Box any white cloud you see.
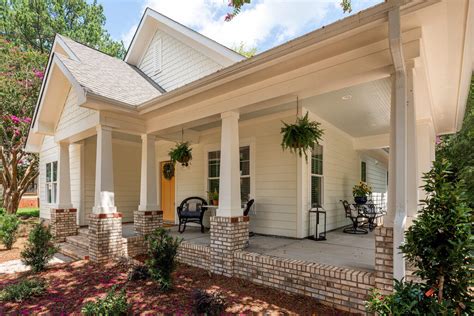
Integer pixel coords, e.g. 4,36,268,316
122,0,378,52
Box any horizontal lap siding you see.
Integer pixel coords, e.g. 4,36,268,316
56,89,95,133
139,30,223,91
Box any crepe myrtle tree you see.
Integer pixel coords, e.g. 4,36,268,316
0,38,47,214
225,0,353,21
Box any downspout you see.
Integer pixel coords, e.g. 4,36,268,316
388,4,407,281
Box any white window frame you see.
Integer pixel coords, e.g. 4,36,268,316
45,161,58,204
309,144,324,208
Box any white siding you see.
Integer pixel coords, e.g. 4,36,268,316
56,89,95,133
362,155,388,209
139,29,222,91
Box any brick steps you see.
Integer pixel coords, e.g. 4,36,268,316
78,227,89,237
66,235,88,249
59,242,89,260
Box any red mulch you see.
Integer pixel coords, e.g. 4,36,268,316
0,260,356,315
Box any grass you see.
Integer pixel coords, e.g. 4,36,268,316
0,208,40,218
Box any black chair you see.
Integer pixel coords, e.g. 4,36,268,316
177,197,208,233
243,199,255,216
340,200,368,234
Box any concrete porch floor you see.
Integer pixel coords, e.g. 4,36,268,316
122,223,375,272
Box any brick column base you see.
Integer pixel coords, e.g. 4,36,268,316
50,208,77,242
134,210,163,235
89,213,123,263
375,226,394,294
210,216,249,277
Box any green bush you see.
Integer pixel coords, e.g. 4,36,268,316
127,264,150,281
0,278,46,302
0,213,20,249
81,286,129,316
16,208,40,218
21,222,58,273
146,227,182,291
192,288,227,316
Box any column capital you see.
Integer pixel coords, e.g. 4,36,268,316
96,124,114,132
141,134,156,141
221,111,239,120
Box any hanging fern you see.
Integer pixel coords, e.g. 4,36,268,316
162,162,175,180
169,142,192,167
281,112,324,160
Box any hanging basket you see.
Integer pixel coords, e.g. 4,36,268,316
162,162,175,180
281,112,324,160
169,141,193,167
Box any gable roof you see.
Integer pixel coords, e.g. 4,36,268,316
56,35,164,107
125,7,245,67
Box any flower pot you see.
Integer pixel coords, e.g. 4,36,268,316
354,196,367,204
212,200,218,206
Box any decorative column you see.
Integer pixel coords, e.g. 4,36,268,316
134,134,162,235
88,125,123,262
210,111,249,277
406,64,418,226
50,142,77,241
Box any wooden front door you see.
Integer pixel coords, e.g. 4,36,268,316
160,161,175,223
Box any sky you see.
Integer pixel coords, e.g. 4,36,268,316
98,0,383,53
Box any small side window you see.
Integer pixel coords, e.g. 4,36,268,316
361,161,367,182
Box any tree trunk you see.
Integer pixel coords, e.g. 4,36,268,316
3,189,20,214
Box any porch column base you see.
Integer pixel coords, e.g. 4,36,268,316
134,210,163,236
210,216,249,277
374,226,394,294
88,213,123,263
50,208,77,242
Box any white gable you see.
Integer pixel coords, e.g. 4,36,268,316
138,29,223,91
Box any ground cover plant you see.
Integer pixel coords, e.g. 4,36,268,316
0,278,46,303
81,286,129,316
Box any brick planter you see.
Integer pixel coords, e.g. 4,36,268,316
210,216,249,277
88,213,123,263
134,210,163,235
50,208,78,242
374,226,394,294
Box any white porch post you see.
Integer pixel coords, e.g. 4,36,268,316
416,120,436,200
57,142,73,209
217,111,241,217
406,64,418,225
138,134,159,211
93,125,116,214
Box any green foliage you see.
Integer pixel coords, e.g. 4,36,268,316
437,76,474,207
1,0,125,58
16,208,39,218
0,213,20,249
127,264,150,281
81,286,129,316
0,278,46,302
192,288,227,316
400,159,473,313
21,222,58,273
232,42,257,58
162,161,175,180
169,142,193,167
146,228,182,291
352,181,372,197
281,112,324,160
366,280,454,315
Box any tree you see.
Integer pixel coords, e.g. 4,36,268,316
1,0,125,58
0,38,46,214
232,42,257,58
225,0,353,21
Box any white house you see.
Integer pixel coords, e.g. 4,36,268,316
26,0,473,313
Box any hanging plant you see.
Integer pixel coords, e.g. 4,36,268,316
162,162,175,180
281,112,324,160
169,141,192,167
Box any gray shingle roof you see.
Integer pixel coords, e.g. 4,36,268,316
57,35,163,107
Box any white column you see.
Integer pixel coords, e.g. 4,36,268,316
406,65,418,224
56,142,73,209
416,120,436,202
139,134,159,211
93,125,117,214
217,111,241,217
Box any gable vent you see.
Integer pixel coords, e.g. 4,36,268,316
153,38,162,74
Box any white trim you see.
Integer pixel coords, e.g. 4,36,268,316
308,144,325,208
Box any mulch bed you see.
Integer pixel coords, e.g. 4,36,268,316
0,260,355,315
0,218,38,263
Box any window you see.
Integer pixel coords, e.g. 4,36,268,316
207,146,251,202
311,144,323,207
153,38,162,74
361,161,367,182
46,161,57,204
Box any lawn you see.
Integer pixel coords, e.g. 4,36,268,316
0,260,354,315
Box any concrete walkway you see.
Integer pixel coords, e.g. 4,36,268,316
0,253,73,275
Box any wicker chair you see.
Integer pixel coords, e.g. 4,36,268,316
340,200,367,234
177,197,208,233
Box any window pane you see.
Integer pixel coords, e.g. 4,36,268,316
240,161,250,176
241,177,250,202
311,145,323,175
240,146,250,161
46,163,51,182
208,151,220,160
209,162,220,178
311,176,322,206
52,183,58,204
361,161,367,182
209,179,219,194
52,161,58,181
47,184,52,203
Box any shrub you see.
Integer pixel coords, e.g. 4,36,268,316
16,208,40,218
0,213,20,249
81,286,129,316
21,222,58,273
0,278,46,302
127,264,150,281
145,227,182,291
192,288,227,316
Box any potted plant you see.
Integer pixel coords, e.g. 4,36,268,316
281,112,324,160
169,142,192,166
352,181,372,204
207,189,219,206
